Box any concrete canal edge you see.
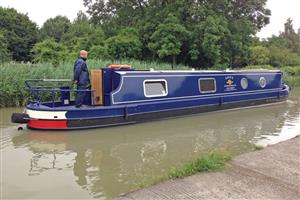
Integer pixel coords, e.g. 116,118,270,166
116,137,300,200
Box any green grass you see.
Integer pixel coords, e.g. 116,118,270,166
134,151,232,191
168,152,231,179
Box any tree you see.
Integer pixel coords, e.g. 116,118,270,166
201,16,228,68
225,18,256,67
104,28,142,60
0,31,11,62
260,18,300,67
83,0,271,67
149,14,189,68
31,38,68,66
280,18,300,55
229,0,270,31
0,7,38,61
61,12,105,59
83,0,147,26
40,16,71,42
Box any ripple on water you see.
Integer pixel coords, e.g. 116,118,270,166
251,98,300,147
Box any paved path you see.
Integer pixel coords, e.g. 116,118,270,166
117,137,300,200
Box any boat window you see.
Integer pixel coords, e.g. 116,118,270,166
199,78,216,93
259,77,267,88
144,80,168,97
241,78,248,90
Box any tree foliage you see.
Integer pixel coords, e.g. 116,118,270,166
280,18,300,55
0,7,38,61
252,18,300,67
149,14,189,68
5,1,300,70
249,46,270,65
0,31,11,63
83,0,271,68
32,38,68,66
61,11,105,58
40,16,71,42
201,16,228,68
102,28,142,60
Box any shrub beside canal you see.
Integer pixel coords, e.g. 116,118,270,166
168,152,231,179
245,65,300,87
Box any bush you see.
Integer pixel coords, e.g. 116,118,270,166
104,31,142,60
243,65,275,70
281,66,300,76
268,46,300,67
89,45,110,60
249,46,270,65
31,38,68,66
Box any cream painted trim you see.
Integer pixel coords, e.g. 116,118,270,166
26,109,67,120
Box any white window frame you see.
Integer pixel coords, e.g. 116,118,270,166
143,79,168,98
240,77,248,90
198,78,217,93
259,77,267,88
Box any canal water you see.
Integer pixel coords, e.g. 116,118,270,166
1,87,300,199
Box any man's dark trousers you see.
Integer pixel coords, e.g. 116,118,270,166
76,85,90,107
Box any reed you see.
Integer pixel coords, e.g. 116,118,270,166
0,60,189,107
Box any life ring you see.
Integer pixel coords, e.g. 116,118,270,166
108,64,131,69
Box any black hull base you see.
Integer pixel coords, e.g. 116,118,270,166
27,96,288,130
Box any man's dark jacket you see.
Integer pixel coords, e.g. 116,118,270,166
73,57,90,86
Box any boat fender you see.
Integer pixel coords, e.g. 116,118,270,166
11,113,29,124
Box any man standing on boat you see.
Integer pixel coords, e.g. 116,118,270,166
73,50,91,108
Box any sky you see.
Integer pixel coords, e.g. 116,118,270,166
0,0,299,39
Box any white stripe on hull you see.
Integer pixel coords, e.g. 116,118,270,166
26,109,67,120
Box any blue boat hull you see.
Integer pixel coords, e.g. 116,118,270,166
25,85,290,130
12,68,291,130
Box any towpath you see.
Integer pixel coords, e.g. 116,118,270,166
117,137,300,200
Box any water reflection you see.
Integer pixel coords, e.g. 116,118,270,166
6,101,298,199
1,88,299,199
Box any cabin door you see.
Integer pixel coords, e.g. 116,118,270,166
91,69,103,105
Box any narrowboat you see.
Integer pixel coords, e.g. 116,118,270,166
11,65,290,130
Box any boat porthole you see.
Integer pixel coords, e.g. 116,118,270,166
240,78,248,90
259,77,267,88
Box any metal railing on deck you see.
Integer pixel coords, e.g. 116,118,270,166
25,79,94,107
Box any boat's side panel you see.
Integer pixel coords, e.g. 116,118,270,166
111,72,282,105
26,93,288,130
